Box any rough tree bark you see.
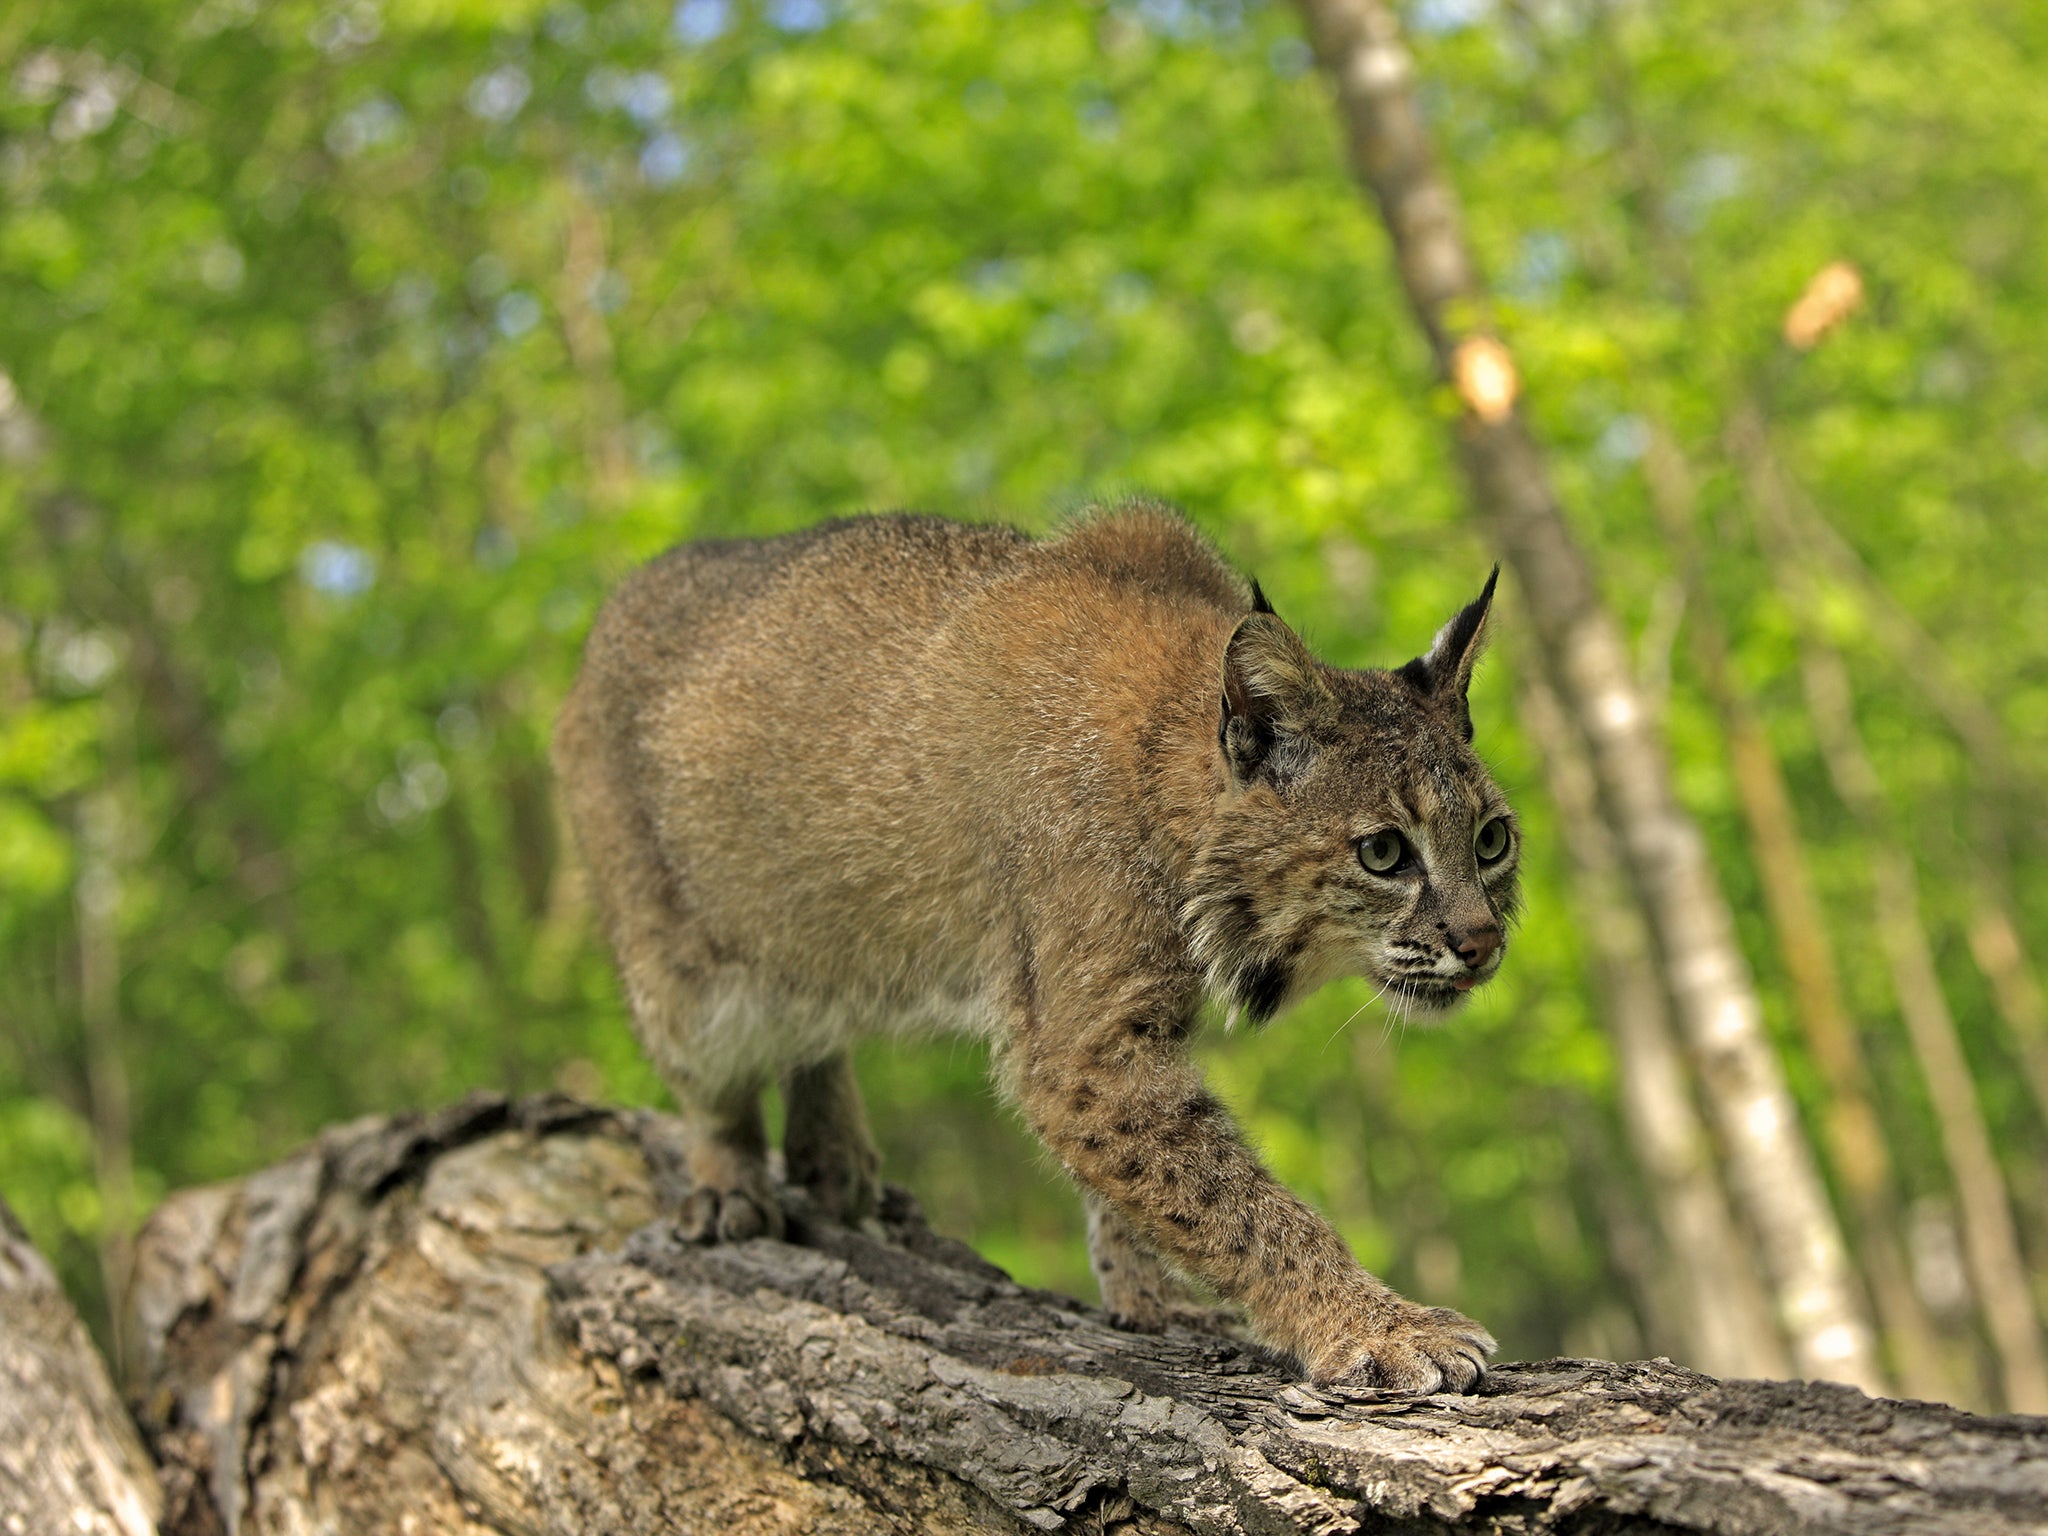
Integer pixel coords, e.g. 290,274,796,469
119,1093,2048,1536
1285,0,1882,1391
0,1194,163,1536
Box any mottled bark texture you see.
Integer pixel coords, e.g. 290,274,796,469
0,1194,163,1536
121,1094,2048,1536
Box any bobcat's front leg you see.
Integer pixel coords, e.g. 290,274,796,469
1014,989,1493,1392
1085,1194,1243,1337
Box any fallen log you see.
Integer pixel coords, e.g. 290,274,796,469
127,1093,2048,1534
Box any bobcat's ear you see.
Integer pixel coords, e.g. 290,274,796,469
1220,612,1326,784
1395,567,1498,741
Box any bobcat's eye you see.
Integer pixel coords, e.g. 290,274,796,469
1358,830,1408,875
1475,816,1511,864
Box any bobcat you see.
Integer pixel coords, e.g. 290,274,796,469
553,504,1517,1391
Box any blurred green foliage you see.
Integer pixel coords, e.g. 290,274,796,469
2,0,2044,1382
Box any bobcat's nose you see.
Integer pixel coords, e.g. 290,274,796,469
1449,925,1500,969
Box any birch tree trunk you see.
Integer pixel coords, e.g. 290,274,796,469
1726,379,2048,1155
1515,672,1787,1380
1286,0,1881,1390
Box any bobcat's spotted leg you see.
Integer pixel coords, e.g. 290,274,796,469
1016,961,1494,1393
1087,1193,1244,1337
782,1051,883,1227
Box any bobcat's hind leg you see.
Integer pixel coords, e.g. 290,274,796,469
554,690,782,1243
612,943,784,1243
674,1079,783,1243
1086,1194,1244,1338
782,1052,883,1227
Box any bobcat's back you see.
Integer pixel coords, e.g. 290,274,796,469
554,506,1246,1053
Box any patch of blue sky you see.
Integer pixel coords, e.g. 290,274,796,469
639,131,692,186
1121,0,1247,39
465,65,531,125
1412,0,1494,36
1595,414,1651,466
619,71,672,125
768,0,829,33
672,0,730,45
1505,229,1572,302
325,96,403,158
495,291,543,338
1671,152,1747,231
301,541,376,597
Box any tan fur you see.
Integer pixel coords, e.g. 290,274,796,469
553,504,1519,1390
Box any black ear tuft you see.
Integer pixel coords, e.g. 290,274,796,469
1248,577,1276,616
1396,566,1499,740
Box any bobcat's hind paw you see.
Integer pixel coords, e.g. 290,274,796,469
1322,1304,1496,1395
676,1182,785,1244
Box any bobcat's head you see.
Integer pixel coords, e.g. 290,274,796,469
1185,573,1520,1024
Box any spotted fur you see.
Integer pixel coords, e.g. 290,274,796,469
554,502,1516,1391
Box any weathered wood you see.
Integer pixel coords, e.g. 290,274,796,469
0,1194,162,1536
129,1095,2048,1535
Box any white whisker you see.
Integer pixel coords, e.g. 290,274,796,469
1328,975,1394,1054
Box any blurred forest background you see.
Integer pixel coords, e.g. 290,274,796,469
4,0,2046,1414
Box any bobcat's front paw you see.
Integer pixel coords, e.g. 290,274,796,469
1319,1304,1496,1394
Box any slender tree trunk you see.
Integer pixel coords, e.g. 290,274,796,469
1738,406,2048,1413
74,782,137,1388
1758,471,2022,798
1517,671,1787,1378
1747,442,2037,928
554,179,633,509
1641,426,1952,1402
1966,895,2048,1141
1288,0,1881,1390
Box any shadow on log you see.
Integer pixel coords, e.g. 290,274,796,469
124,1093,2047,1535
